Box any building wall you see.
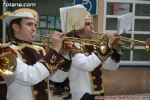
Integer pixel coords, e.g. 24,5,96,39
97,0,150,94
0,0,3,43
4,0,102,36
102,67,150,95
97,0,104,33
8,0,73,16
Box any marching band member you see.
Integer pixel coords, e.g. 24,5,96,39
0,8,71,100
50,7,122,100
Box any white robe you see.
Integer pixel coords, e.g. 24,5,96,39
4,45,50,100
50,53,120,100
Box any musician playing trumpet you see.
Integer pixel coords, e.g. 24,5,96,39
0,8,71,100
50,5,123,100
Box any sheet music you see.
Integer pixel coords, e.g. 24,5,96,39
60,4,87,33
117,12,133,34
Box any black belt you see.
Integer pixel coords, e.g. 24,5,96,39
81,93,104,100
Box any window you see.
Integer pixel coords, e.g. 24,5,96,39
104,0,150,66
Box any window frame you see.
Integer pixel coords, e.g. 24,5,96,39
104,0,150,66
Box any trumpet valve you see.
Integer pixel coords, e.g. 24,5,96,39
100,43,107,54
63,40,74,51
63,39,82,51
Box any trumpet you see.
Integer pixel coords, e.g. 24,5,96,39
35,33,150,52
0,33,149,77
118,36,150,52
35,33,109,54
35,33,111,61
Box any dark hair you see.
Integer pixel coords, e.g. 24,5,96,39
9,18,22,36
55,29,62,32
66,30,78,37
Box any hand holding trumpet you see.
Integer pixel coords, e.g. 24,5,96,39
49,31,67,52
107,32,124,49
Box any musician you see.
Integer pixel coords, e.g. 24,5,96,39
50,10,122,100
0,8,71,100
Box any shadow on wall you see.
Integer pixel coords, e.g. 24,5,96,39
102,67,150,95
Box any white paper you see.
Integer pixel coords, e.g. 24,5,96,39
117,12,133,34
60,4,87,33
114,3,130,15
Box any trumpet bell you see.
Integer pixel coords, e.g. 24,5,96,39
145,38,150,52
0,52,17,77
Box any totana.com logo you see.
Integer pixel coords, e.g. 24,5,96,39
3,3,36,7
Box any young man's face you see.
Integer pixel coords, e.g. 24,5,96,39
13,18,37,42
84,20,94,36
78,19,94,39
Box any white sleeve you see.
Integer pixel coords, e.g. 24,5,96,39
49,70,69,82
102,57,120,70
71,53,102,71
7,57,50,85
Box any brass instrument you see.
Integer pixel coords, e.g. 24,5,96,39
35,33,109,54
35,33,150,52
0,33,148,77
118,36,150,52
0,44,17,77
35,33,112,61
